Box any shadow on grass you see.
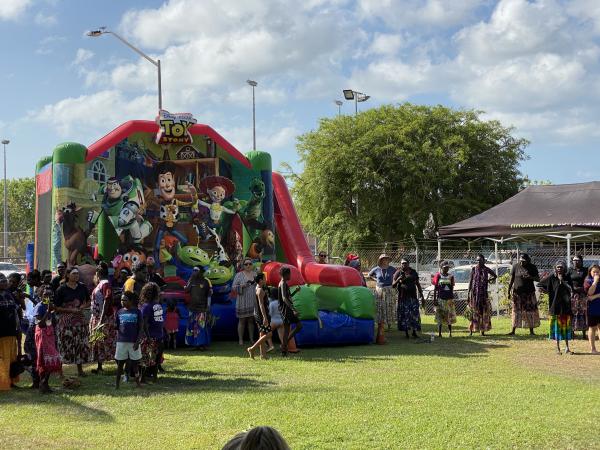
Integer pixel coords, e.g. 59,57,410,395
0,388,115,422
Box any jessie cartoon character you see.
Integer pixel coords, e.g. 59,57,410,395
198,176,237,227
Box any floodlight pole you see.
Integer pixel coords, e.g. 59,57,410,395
247,80,257,150
87,28,162,110
1,139,8,259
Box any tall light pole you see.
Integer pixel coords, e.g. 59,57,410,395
334,100,343,116
87,27,162,110
1,140,8,259
247,79,257,150
343,89,370,116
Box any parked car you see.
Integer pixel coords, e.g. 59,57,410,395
423,263,512,315
0,261,25,278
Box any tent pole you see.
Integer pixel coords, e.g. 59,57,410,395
567,233,571,268
494,240,499,317
437,239,441,265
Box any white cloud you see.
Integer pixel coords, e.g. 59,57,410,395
34,11,57,26
30,90,156,140
0,0,31,20
358,0,484,29
36,35,66,55
368,33,404,56
72,48,94,66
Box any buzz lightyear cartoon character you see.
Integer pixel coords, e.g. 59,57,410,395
117,200,152,244
87,176,145,231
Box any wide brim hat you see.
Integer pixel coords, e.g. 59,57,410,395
199,176,235,197
378,254,391,264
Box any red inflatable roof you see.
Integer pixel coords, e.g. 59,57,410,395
86,120,251,168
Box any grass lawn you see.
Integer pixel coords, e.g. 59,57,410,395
1,316,599,449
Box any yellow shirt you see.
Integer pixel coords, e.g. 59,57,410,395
123,277,136,294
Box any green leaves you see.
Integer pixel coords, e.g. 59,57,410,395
292,103,528,248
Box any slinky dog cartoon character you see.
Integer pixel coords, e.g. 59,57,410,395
152,161,198,266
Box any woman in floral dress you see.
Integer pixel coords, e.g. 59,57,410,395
467,255,497,336
89,263,116,374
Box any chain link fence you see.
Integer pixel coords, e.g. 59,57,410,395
0,231,34,271
312,238,598,318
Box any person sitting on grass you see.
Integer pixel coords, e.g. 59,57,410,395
278,267,302,356
538,260,574,355
583,264,600,354
115,291,144,389
247,273,277,360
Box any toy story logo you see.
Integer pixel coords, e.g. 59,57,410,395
156,110,197,145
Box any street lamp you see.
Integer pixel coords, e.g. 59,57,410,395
247,79,257,150
1,139,8,259
334,100,343,116
87,27,162,110
342,89,370,116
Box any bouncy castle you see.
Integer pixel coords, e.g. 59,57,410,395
33,112,375,346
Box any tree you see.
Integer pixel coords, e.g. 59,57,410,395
0,177,36,232
290,103,528,248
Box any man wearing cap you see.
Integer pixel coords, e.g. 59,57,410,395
568,255,588,338
368,254,397,331
393,259,424,339
507,254,540,335
50,262,66,294
124,262,148,297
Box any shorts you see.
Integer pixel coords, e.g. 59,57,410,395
588,315,600,327
115,342,142,361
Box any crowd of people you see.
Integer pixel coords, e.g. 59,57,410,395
2,249,600,393
0,254,309,392
367,252,600,354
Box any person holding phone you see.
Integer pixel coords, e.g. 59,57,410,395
232,259,257,346
278,266,303,356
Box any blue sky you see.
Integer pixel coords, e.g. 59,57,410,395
1,0,600,183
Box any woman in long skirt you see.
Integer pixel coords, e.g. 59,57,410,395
432,261,457,337
368,254,397,332
393,259,424,339
232,259,257,346
185,267,213,350
468,255,497,336
89,263,116,374
507,254,540,335
54,267,91,377
568,255,588,338
538,260,573,354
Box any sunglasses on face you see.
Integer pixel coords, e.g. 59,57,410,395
243,262,253,266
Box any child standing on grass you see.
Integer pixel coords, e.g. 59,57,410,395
583,265,600,354
115,291,144,389
278,267,303,356
33,288,62,394
164,301,179,350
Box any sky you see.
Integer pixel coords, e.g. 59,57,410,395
1,0,600,183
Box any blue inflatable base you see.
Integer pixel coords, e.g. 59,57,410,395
295,310,374,347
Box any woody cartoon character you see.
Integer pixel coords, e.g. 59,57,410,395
151,161,198,266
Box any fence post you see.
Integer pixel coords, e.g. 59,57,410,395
567,233,572,268
494,240,500,316
437,239,441,264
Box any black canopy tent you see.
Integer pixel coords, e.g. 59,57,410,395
437,182,600,265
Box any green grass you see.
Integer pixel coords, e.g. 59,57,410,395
1,316,599,449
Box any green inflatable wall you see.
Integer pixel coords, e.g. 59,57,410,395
308,284,375,319
291,286,319,320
